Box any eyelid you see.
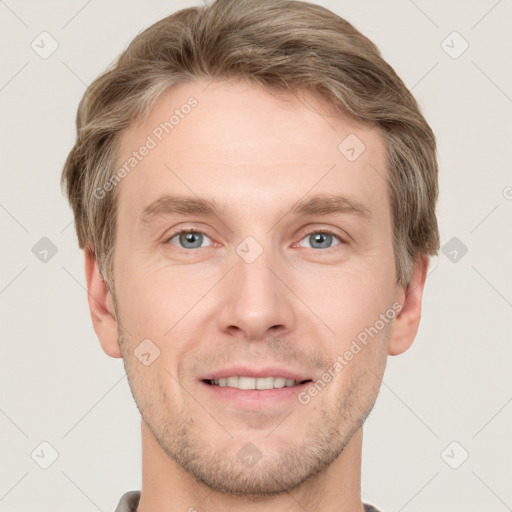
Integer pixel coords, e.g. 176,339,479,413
165,227,216,249
164,225,349,253
294,228,346,249
163,223,215,241
295,224,349,244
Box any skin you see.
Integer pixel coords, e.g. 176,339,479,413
84,79,428,512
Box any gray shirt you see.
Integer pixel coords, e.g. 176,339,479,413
114,490,382,511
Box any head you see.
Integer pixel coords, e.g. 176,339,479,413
62,0,439,498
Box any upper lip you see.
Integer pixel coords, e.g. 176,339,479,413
200,365,312,382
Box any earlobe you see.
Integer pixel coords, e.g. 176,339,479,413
387,255,429,356
84,248,122,358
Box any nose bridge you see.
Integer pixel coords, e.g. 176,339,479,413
216,235,296,339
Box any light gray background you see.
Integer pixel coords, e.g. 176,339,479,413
1,1,511,511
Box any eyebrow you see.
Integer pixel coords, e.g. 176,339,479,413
289,194,372,220
139,193,372,226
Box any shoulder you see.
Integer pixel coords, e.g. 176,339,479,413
114,490,141,512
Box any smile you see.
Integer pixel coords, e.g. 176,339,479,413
205,376,311,390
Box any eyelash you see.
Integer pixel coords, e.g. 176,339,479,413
164,228,346,251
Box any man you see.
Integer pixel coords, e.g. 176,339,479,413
61,0,439,510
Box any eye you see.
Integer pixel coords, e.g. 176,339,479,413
167,230,212,249
297,230,343,250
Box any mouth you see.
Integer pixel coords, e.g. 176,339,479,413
203,376,312,390
198,366,314,407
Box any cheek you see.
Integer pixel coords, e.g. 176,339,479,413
116,277,175,335
114,238,202,334
296,264,394,343
115,270,194,406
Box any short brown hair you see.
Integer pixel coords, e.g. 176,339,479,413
61,0,439,290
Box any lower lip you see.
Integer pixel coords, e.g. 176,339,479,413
200,380,311,407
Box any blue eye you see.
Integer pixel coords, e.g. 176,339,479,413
298,231,342,249
166,229,344,251
168,231,212,249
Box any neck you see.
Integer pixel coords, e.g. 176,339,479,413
136,419,366,512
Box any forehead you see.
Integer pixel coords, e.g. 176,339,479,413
115,79,389,224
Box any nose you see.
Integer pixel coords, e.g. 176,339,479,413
215,247,296,341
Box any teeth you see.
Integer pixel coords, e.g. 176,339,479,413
238,376,256,390
227,376,238,388
256,377,273,390
273,377,286,388
210,376,302,390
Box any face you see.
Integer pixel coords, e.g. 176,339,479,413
110,79,401,496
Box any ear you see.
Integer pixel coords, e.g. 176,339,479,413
388,255,429,356
84,248,122,358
